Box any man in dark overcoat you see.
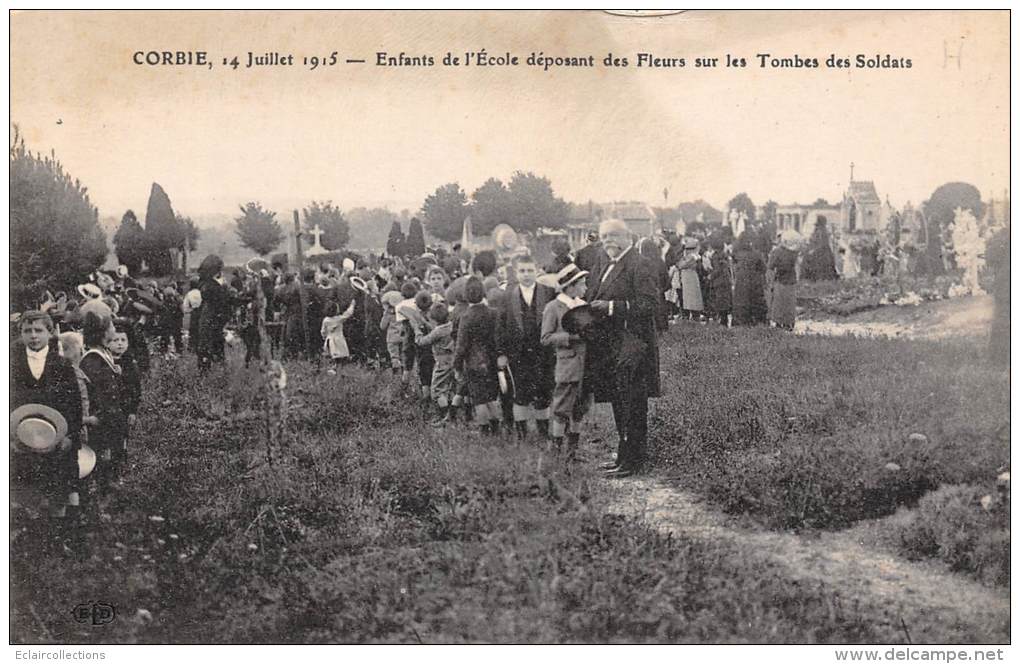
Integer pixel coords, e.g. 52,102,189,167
574,230,607,275
584,219,661,478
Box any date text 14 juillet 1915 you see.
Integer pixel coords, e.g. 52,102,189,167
132,51,340,70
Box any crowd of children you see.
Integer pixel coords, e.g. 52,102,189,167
11,222,807,555
11,303,148,557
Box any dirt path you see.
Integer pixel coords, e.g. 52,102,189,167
605,476,1010,643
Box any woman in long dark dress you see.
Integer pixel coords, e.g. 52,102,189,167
196,255,231,370
767,234,800,331
731,233,768,326
706,240,733,326
638,237,670,332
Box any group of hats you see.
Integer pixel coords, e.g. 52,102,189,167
10,405,96,479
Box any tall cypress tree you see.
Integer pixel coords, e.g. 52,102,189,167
144,183,178,275
386,220,405,257
113,210,147,275
405,217,426,257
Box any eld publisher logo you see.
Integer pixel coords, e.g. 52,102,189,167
73,602,116,626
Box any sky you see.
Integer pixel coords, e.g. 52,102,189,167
10,10,1010,224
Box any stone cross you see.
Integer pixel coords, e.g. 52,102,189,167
309,224,325,250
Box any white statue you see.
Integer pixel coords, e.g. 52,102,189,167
948,207,985,294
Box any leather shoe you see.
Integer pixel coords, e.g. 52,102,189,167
604,466,634,479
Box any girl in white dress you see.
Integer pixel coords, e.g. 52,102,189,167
321,299,356,374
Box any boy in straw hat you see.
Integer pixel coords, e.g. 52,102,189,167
540,263,591,461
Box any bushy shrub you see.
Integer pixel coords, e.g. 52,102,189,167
797,273,968,317
895,483,1009,587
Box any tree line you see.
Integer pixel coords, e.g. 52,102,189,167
420,171,571,241
10,123,997,300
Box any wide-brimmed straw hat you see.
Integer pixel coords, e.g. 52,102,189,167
10,404,69,454
554,264,588,291
77,283,102,300
562,304,597,336
246,257,271,274
497,366,516,397
78,444,97,479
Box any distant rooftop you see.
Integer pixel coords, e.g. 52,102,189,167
848,181,881,204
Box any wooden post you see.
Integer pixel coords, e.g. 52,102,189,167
294,210,310,358
293,210,304,268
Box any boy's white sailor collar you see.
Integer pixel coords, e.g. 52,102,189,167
82,346,122,374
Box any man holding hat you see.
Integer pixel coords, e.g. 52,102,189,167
584,219,661,478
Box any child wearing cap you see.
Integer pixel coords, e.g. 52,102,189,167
540,264,591,462
417,302,456,425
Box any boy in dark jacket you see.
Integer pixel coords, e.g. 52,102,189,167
452,277,502,435
11,312,82,519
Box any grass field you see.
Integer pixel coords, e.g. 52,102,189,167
649,321,1009,585
10,314,1009,643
